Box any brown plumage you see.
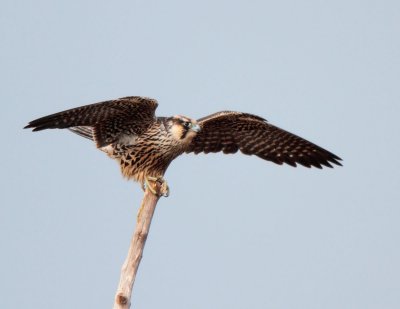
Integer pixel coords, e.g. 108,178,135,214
25,96,342,194
187,111,342,168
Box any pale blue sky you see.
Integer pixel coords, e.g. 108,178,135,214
1,1,400,308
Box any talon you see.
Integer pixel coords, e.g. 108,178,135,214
144,176,170,197
160,180,170,197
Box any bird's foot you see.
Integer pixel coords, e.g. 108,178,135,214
143,176,170,197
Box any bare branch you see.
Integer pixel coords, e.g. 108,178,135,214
113,184,162,309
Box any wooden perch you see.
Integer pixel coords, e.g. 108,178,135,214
113,183,162,309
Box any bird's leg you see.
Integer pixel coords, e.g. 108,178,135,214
143,176,158,195
143,176,170,197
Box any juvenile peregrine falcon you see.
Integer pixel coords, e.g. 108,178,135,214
25,96,342,196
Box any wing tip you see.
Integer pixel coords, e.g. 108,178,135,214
23,123,44,131
278,151,342,169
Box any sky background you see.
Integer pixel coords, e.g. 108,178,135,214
1,0,400,308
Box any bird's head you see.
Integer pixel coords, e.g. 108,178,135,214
169,115,201,143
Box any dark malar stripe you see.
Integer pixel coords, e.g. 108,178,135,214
181,128,189,139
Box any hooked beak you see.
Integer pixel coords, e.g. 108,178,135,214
191,124,201,132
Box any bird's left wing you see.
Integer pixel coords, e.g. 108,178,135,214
24,96,158,147
186,111,342,168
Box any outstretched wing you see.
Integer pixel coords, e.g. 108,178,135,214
24,96,158,147
186,111,342,168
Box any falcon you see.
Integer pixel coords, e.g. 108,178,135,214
25,96,342,196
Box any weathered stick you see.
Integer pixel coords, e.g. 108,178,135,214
113,184,161,309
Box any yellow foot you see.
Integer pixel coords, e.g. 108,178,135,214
143,176,170,197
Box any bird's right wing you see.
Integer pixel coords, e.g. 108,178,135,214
186,111,342,168
24,96,158,147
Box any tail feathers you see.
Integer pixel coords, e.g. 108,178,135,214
68,126,94,141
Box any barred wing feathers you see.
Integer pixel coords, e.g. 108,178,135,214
186,111,342,168
24,96,158,147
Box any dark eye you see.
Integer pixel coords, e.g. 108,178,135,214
183,121,191,128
